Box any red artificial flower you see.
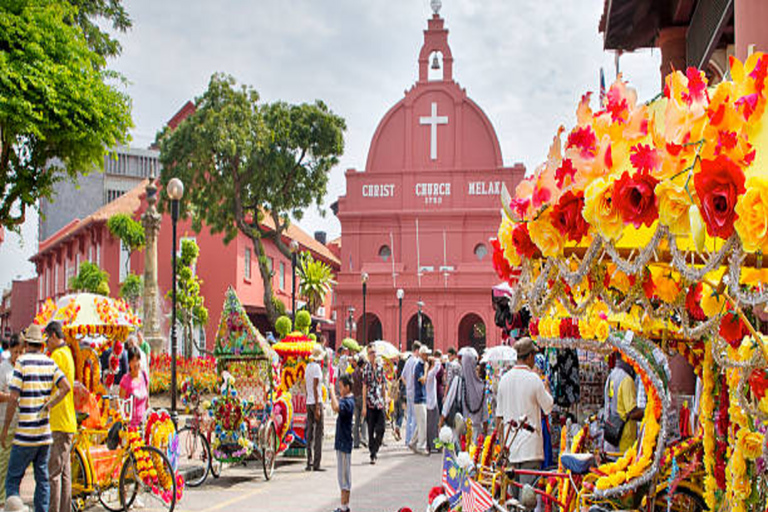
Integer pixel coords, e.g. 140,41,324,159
749,370,768,402
719,311,747,348
551,191,589,243
685,283,707,322
511,223,538,259
736,93,759,120
605,85,629,123
529,319,539,337
629,144,661,174
532,185,551,209
750,55,768,93
642,269,655,300
555,159,577,188
566,126,597,158
694,155,746,238
613,171,659,228
682,67,708,105
715,130,738,155
509,197,530,220
491,239,515,282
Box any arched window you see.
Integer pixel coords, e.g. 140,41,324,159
474,243,488,261
378,245,391,262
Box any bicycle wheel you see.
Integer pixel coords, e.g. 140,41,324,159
262,421,278,481
178,426,211,487
121,445,177,512
70,449,88,512
653,486,707,512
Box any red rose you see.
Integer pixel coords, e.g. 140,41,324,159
719,311,747,348
113,341,124,356
750,370,768,402
551,191,589,243
511,223,538,259
694,155,746,238
613,171,659,228
529,319,539,337
641,269,655,300
685,283,707,321
105,374,114,387
491,239,514,282
109,356,119,372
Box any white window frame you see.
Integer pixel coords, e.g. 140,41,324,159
244,248,252,280
119,241,130,282
279,261,286,290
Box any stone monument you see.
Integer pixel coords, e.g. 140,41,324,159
142,175,165,352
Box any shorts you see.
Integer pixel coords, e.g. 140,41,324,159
336,450,351,491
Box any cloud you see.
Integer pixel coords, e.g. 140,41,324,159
0,0,661,287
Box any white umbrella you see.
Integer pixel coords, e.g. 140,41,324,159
458,346,478,360
371,340,400,360
481,345,517,364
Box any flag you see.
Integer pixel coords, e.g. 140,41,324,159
441,452,462,508
459,469,494,512
599,67,606,107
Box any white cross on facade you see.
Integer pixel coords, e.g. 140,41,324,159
419,102,448,161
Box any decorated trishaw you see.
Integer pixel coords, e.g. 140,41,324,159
33,293,181,511
427,53,768,512
178,288,280,485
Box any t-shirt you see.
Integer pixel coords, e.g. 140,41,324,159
496,365,554,464
305,362,323,405
9,352,66,446
606,370,638,453
402,356,418,400
0,359,17,429
120,371,149,428
413,360,426,404
334,395,355,453
50,345,77,434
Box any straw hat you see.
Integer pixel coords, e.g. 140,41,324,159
309,345,325,362
21,324,44,345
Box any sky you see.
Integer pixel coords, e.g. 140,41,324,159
0,0,662,291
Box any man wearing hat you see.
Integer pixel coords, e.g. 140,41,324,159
305,345,325,472
495,337,553,496
1,324,71,512
409,345,431,455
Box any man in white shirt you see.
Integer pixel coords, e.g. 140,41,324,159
496,337,554,496
400,341,421,447
305,346,325,472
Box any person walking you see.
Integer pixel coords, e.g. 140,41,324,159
362,346,387,464
495,337,554,496
401,341,421,446
409,346,429,455
330,374,355,512
426,351,442,453
0,335,22,507
305,345,325,471
441,350,487,441
351,356,367,449
2,324,71,512
443,348,461,401
44,322,77,512
603,353,642,455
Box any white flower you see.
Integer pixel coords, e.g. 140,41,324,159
456,451,473,470
439,426,453,444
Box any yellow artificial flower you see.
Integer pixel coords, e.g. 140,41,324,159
656,180,692,235
579,318,594,339
497,217,522,266
689,204,706,251
701,283,726,318
734,176,768,253
595,320,610,342
742,432,764,460
528,213,565,258
741,268,768,286
650,267,681,303
583,177,624,241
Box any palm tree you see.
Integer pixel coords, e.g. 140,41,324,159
297,252,336,315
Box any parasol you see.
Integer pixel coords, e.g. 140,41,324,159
457,346,478,360
34,293,140,339
480,345,517,364
370,340,400,360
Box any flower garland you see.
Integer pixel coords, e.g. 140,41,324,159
206,385,254,462
479,429,497,468
33,298,57,326
145,410,175,450
125,427,184,504
701,344,717,510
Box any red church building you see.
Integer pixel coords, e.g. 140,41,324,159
334,5,525,352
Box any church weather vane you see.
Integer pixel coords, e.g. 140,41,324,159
420,102,448,161
431,0,442,16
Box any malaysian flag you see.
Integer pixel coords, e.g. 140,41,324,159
441,452,462,509
599,67,606,107
459,469,494,512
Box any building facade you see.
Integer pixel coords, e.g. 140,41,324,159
334,7,525,353
0,278,38,338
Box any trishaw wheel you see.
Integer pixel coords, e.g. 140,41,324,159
262,421,278,481
653,487,707,512
121,445,177,512
70,449,88,512
178,426,211,487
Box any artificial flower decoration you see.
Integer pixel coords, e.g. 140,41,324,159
655,180,692,235
693,155,746,239
511,223,538,259
528,213,564,257
734,175,768,253
551,190,590,242
583,177,624,241
613,171,659,228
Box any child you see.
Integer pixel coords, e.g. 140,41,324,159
331,373,355,512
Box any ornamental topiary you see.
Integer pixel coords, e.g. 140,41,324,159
275,316,292,339
295,310,311,334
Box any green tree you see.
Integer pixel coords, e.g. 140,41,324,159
119,272,143,310
67,0,132,59
274,316,292,339
295,310,311,335
0,0,132,229
166,238,208,356
297,251,335,315
107,213,145,275
158,73,345,325
70,261,110,296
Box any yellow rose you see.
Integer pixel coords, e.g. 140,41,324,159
528,213,564,257
742,431,764,460
701,283,726,317
579,318,594,339
595,320,610,341
734,176,768,253
583,177,624,240
650,267,681,303
655,180,692,235
497,217,522,266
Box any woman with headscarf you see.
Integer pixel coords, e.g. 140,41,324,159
440,350,487,442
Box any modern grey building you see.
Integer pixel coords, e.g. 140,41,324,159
39,146,160,242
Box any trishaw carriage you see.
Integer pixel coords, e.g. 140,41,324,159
427,54,768,512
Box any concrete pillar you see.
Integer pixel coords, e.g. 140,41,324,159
735,0,768,61
657,27,688,89
141,177,165,353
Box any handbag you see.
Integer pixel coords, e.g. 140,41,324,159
603,411,625,447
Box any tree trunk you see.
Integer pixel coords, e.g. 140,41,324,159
251,236,279,326
183,322,193,358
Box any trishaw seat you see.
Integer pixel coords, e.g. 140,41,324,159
560,452,596,475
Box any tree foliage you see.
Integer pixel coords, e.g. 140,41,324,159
107,213,145,275
158,73,345,324
67,0,132,59
295,310,311,335
166,238,208,356
70,261,110,296
119,272,142,309
274,315,292,339
0,0,132,229
297,251,335,315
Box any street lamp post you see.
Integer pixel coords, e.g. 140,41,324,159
361,272,368,344
290,240,299,323
417,300,424,346
167,177,184,427
396,289,404,351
